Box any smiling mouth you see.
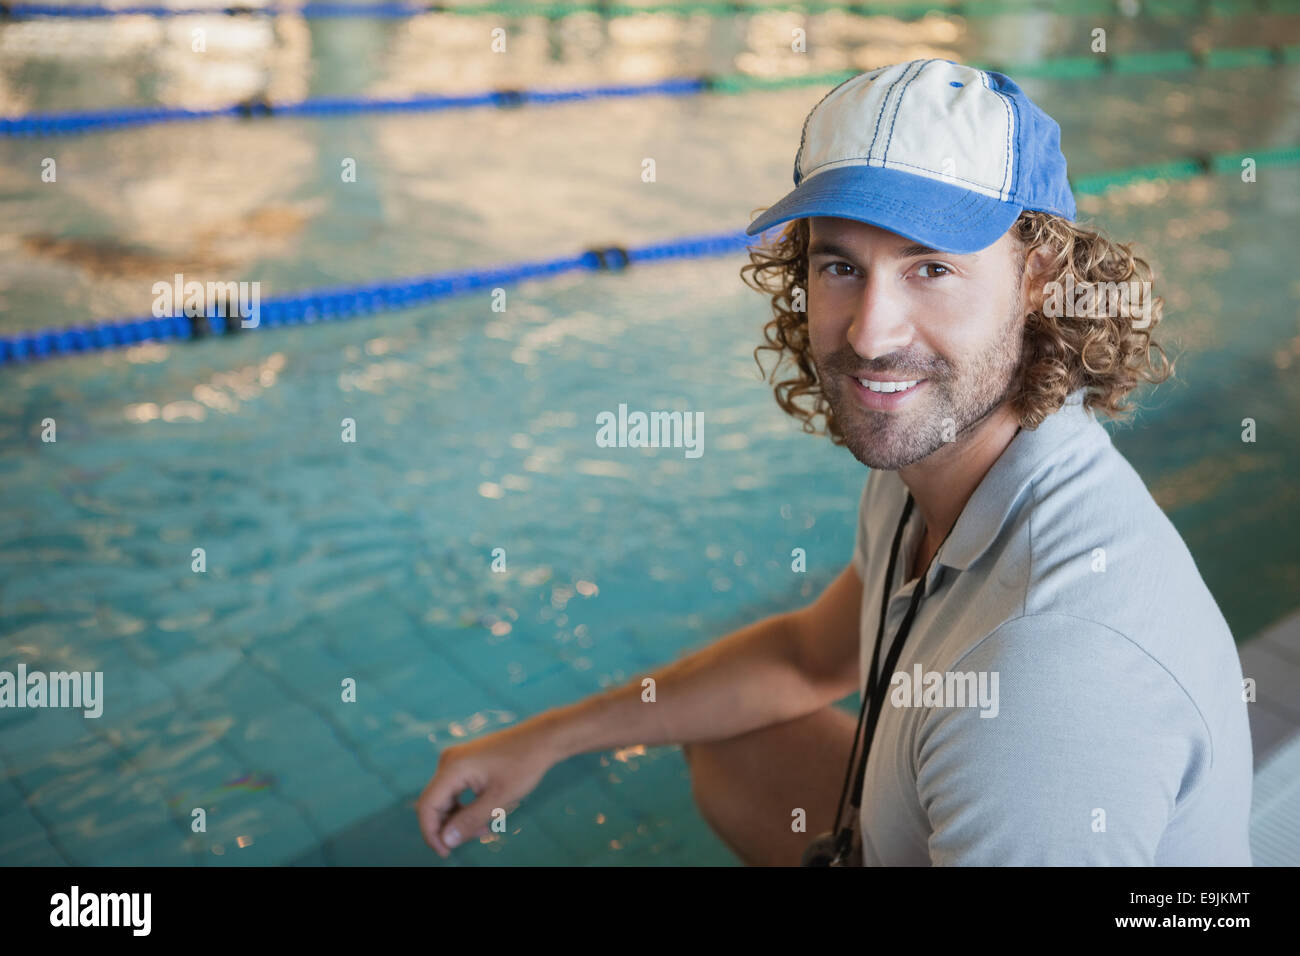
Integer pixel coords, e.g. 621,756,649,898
854,376,926,394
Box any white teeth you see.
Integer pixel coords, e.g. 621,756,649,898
858,378,921,393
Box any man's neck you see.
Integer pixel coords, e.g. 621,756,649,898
898,402,1023,562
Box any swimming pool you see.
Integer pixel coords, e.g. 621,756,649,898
2,3,1299,866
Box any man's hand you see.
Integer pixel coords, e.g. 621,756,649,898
415,560,864,858
416,721,560,858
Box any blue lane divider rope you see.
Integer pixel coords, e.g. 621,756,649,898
0,231,749,366
7,141,1296,368
9,43,1300,138
0,77,710,137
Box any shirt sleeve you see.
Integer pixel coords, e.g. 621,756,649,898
914,613,1211,865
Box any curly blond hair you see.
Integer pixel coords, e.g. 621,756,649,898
740,211,1177,444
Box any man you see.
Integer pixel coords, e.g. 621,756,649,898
417,60,1253,865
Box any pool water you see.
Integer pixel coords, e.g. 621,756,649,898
1,7,1299,865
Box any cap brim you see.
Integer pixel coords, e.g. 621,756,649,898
745,164,1023,255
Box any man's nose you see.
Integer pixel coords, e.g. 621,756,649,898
845,276,912,361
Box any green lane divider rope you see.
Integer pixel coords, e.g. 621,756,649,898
1070,144,1300,193
710,44,1300,92
417,0,1300,20
410,0,1295,19
7,0,1300,20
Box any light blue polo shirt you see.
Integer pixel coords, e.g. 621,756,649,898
850,386,1253,865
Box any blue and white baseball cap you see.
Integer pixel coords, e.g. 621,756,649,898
745,59,1076,253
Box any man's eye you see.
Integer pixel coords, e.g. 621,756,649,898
917,263,951,278
822,262,857,277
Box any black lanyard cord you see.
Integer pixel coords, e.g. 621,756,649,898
828,488,957,863
828,491,913,859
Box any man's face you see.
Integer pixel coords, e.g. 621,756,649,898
806,216,1028,471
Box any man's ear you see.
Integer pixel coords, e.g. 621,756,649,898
1020,245,1055,314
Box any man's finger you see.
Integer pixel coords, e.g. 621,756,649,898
440,791,502,851
417,767,467,856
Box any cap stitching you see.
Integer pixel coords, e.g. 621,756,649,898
976,70,1013,203
882,58,940,166
867,62,919,163
988,73,1017,201
804,155,1006,194
877,157,1005,194
794,70,870,186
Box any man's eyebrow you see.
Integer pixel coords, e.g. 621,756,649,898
807,239,859,259
807,239,948,260
897,242,945,259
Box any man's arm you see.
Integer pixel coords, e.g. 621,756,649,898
917,613,1209,865
418,562,864,855
545,561,865,760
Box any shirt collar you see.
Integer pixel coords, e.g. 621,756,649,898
933,386,1104,573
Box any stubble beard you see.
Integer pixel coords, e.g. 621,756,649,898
816,298,1027,471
